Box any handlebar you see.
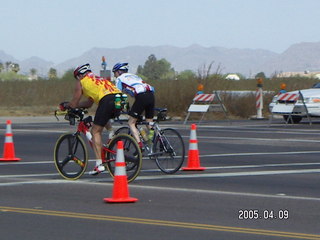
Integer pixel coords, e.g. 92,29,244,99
54,106,167,126
54,108,88,125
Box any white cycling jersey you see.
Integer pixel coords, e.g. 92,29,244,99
115,73,154,97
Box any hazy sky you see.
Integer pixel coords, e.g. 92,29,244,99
1,0,320,63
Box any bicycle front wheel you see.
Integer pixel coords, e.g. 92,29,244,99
153,128,185,174
54,133,88,180
105,134,142,183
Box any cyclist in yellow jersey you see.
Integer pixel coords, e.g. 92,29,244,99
61,63,122,175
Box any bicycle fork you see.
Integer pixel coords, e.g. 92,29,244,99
66,133,86,168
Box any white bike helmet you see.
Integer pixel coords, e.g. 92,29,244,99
73,63,91,78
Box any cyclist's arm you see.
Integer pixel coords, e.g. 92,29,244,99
78,98,94,108
69,80,83,108
115,78,123,91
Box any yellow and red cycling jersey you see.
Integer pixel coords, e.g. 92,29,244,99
80,72,121,104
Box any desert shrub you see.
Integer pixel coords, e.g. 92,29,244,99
0,76,319,118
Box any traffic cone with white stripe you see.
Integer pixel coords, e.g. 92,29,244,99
0,120,21,161
104,141,138,203
182,124,205,171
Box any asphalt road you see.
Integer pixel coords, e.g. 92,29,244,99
0,117,320,240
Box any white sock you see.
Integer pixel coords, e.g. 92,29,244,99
95,159,102,166
108,130,114,139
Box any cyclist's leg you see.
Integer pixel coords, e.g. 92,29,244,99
144,92,155,138
90,94,116,175
91,124,104,164
105,119,114,141
128,98,144,148
128,116,140,144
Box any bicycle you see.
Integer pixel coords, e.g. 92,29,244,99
53,108,142,183
115,108,185,174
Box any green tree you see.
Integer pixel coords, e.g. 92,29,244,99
137,54,175,80
61,69,74,81
10,63,20,73
29,68,38,80
30,68,37,76
5,61,12,71
177,70,196,80
255,72,266,79
0,62,3,73
48,68,58,80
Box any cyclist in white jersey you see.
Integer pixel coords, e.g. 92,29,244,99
112,62,155,149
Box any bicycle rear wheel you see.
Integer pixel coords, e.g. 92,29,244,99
114,126,130,135
153,128,185,174
105,134,142,183
54,133,88,180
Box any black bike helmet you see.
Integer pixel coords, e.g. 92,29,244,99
73,63,91,78
112,62,129,73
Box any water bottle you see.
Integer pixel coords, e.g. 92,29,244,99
121,94,128,110
140,127,148,141
121,94,128,104
114,94,121,109
148,129,154,142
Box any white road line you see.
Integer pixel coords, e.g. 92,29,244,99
0,177,319,202
188,135,320,143
194,127,320,135
1,167,320,181
0,173,59,178
131,184,320,202
201,150,320,157
1,129,68,133
0,151,320,166
1,150,320,166
135,168,320,180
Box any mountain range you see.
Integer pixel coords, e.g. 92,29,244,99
1,42,320,78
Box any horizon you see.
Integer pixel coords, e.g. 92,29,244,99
0,40,314,65
2,42,320,78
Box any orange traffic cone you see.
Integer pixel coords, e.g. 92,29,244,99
182,124,205,171
104,141,138,203
0,120,21,161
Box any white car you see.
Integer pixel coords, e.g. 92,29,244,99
269,83,320,123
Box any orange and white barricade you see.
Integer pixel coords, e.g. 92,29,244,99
184,92,228,124
270,91,311,124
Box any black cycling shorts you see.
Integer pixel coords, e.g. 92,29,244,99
129,91,155,119
94,94,116,127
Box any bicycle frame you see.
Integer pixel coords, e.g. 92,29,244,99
54,108,143,182
114,108,185,174
56,109,116,163
117,108,173,156
137,121,176,158
76,118,116,161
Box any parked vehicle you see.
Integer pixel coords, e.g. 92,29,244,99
269,82,320,123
